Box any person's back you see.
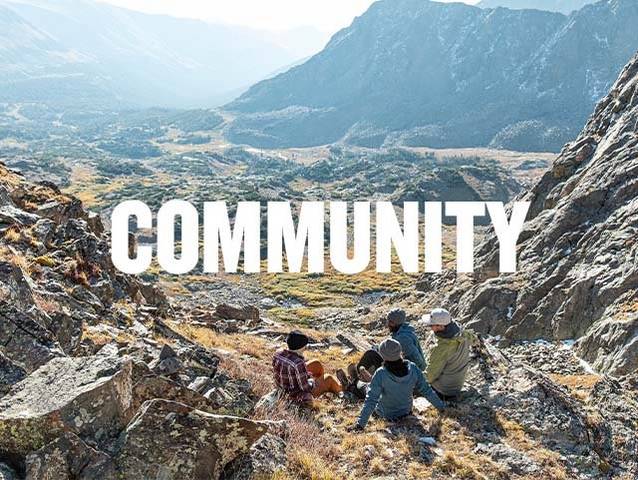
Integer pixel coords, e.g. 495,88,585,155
355,340,445,430
392,323,427,371
272,331,313,404
426,322,476,397
366,362,422,420
386,308,427,371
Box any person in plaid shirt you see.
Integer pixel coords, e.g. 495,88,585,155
273,330,342,405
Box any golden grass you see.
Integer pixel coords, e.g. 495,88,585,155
548,373,601,401
174,323,273,360
3,226,21,243
81,325,134,346
34,255,57,268
287,451,344,480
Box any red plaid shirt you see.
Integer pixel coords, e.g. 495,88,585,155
273,349,313,403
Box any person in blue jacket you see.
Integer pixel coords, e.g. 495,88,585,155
350,338,445,431
387,308,427,371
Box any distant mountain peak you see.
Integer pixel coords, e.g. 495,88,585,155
225,0,638,152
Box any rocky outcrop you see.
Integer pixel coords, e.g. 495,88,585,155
24,432,116,480
216,303,260,322
419,52,638,376
0,164,271,478
465,339,638,476
115,399,269,480
0,353,133,458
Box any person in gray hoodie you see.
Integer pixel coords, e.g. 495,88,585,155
387,308,427,371
350,339,445,431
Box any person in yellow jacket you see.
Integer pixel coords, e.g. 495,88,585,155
421,308,477,401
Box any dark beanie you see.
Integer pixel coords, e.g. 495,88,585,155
387,308,407,325
286,330,309,351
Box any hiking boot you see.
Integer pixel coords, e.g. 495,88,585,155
335,368,349,389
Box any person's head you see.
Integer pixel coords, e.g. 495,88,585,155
286,330,309,352
421,308,451,333
378,338,403,363
386,308,407,332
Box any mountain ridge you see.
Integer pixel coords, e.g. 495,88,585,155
225,0,638,152
0,0,325,108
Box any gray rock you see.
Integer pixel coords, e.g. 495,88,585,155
0,301,62,373
0,354,132,457
114,399,270,480
0,185,13,207
0,351,26,395
131,375,217,414
223,433,287,480
0,262,36,310
474,442,541,475
25,431,116,480
150,355,182,377
31,218,56,247
577,314,638,375
188,376,214,394
159,343,177,360
0,205,39,227
215,303,260,322
336,333,373,352
46,310,84,355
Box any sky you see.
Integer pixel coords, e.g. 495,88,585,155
98,0,479,33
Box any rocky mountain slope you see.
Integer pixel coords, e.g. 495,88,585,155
0,163,280,478
0,0,322,108
417,50,638,378
226,0,638,152
0,147,636,478
477,0,595,14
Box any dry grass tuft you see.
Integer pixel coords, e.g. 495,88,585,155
3,225,22,244
34,255,57,268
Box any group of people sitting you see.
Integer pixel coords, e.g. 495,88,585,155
272,307,476,431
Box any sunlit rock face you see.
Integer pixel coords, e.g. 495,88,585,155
418,51,638,377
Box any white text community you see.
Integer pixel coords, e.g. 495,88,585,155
111,201,530,275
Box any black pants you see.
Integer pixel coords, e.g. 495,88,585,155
433,388,459,403
358,349,383,373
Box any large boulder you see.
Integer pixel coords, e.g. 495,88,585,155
223,433,288,480
577,313,638,376
115,399,270,480
0,263,36,311
0,354,132,458
130,375,218,414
